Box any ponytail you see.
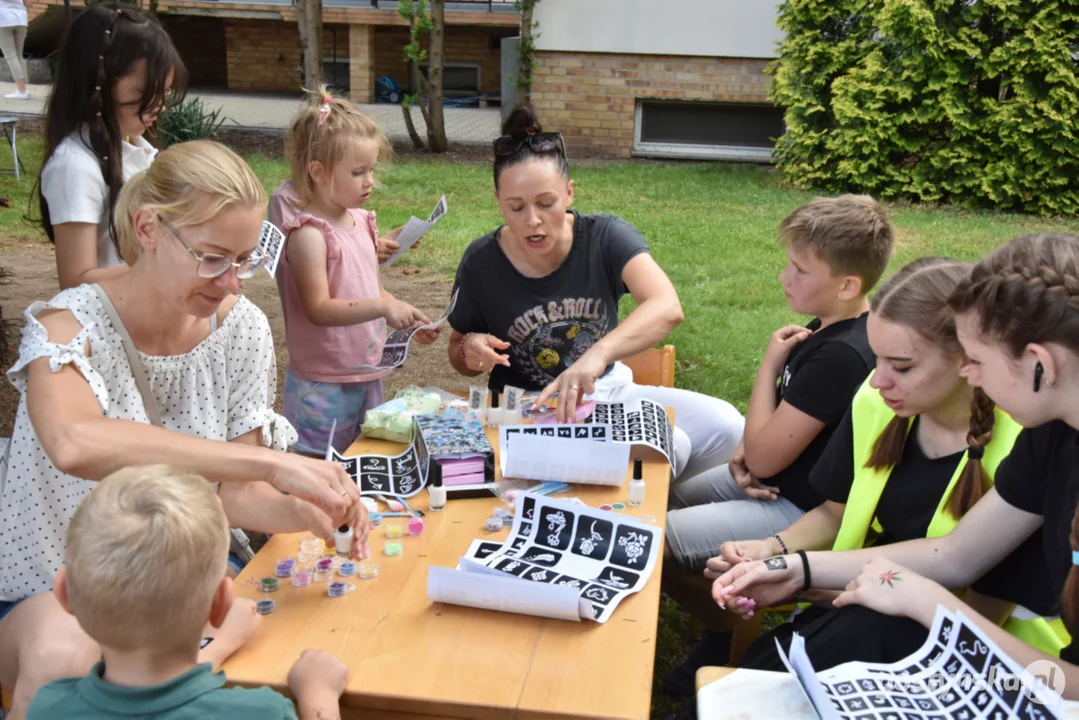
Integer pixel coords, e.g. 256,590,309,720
864,416,909,473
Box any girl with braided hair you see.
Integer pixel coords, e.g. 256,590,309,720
713,234,1079,696
691,258,1060,674
38,2,185,290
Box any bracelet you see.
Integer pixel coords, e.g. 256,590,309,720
771,534,788,555
795,549,811,591
459,333,474,363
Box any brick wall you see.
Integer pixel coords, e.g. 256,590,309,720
530,51,771,158
159,15,226,89
374,25,513,94
222,20,349,92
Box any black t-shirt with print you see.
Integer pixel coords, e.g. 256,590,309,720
765,314,875,512
971,421,1079,640
449,211,650,392
814,414,966,543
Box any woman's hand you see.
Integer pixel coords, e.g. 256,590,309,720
712,554,806,617
704,539,777,578
833,558,950,624
729,443,779,501
265,454,359,522
534,351,609,424
462,333,511,373
295,490,371,552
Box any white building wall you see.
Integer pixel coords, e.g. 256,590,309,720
532,0,782,59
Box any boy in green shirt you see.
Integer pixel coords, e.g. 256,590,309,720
28,465,348,720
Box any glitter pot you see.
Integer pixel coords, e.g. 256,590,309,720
260,577,279,593
612,503,626,511
485,516,503,532
492,507,509,520
256,599,276,615
361,543,372,560
274,558,296,578
314,568,333,583
315,558,334,573
385,524,405,539
338,561,357,577
359,563,379,579
408,517,425,536
384,541,403,556
328,581,351,598
291,566,313,587
599,504,613,512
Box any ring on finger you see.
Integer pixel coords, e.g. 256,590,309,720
478,360,485,369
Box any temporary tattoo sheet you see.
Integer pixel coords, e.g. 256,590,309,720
586,399,675,466
353,290,459,371
329,437,429,497
257,221,287,277
777,606,1064,720
453,494,662,623
499,423,630,486
415,409,494,459
380,195,448,269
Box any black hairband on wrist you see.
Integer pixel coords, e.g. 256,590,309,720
796,549,811,592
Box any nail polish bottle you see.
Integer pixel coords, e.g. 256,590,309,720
428,462,446,512
628,458,645,507
487,389,503,427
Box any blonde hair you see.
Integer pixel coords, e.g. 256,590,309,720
287,85,391,205
116,140,267,265
778,194,895,294
65,465,229,652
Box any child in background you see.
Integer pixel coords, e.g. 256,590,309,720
270,87,437,455
38,2,186,290
28,465,349,720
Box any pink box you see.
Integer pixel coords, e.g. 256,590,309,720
444,471,487,487
439,458,485,477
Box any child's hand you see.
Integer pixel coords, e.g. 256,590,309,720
762,325,812,376
377,227,404,265
413,327,442,345
199,597,262,670
288,649,349,719
833,558,947,624
382,299,431,330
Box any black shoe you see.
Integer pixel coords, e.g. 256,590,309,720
661,630,732,700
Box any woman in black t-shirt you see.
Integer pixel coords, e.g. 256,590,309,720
711,233,1079,697
446,106,745,479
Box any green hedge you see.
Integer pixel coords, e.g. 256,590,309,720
771,0,1079,216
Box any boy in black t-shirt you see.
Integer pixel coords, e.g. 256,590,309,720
661,195,894,697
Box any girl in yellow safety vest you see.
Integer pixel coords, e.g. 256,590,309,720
706,256,1066,671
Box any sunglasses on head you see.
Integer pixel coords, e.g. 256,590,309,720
493,132,567,158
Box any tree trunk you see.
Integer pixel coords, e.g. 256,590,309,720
402,106,426,150
295,0,323,91
516,1,535,107
426,0,447,153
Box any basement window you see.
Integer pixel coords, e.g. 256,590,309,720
419,61,481,98
634,100,784,163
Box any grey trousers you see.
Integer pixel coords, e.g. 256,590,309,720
0,25,27,81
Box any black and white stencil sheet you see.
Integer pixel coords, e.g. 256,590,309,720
428,494,661,623
256,221,287,278
499,423,629,486
586,399,674,466
329,431,430,497
354,289,459,371
778,606,1063,720
380,195,448,269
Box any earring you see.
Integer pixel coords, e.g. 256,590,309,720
1034,361,1044,392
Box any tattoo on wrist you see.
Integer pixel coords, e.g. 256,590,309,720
879,570,903,588
764,556,788,571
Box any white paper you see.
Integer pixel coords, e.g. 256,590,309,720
499,425,628,486
462,494,661,623
257,221,287,278
428,564,583,622
586,399,675,466
380,195,447,269
697,668,817,719
776,606,1065,720
353,289,459,371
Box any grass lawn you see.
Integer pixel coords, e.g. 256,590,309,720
4,134,1077,717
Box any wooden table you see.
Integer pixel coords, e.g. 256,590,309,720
222,426,672,720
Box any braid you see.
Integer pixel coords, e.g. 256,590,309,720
864,415,909,472
947,388,995,518
87,8,126,257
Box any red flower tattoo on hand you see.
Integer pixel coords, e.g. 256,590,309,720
879,570,903,588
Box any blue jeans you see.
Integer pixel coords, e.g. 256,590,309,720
283,371,385,455
0,598,23,624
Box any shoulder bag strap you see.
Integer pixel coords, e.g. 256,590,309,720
92,283,163,427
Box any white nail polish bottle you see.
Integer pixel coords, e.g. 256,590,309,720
628,458,645,507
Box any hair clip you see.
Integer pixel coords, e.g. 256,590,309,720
318,100,332,126
95,111,102,117
105,29,111,35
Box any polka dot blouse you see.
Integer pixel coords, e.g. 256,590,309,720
0,285,297,602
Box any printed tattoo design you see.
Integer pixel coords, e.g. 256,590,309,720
879,569,903,588
764,556,788,571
